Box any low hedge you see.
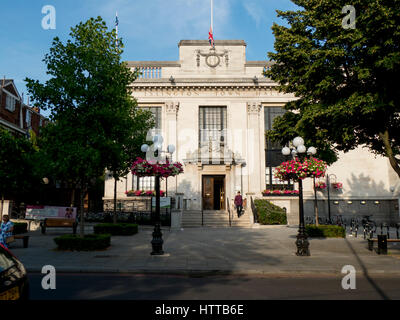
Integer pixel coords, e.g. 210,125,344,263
93,223,138,236
12,222,28,234
54,234,111,251
305,225,345,238
253,199,287,225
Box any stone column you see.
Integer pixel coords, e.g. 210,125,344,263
246,102,262,195
165,102,179,195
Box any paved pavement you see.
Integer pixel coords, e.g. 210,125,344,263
8,223,400,275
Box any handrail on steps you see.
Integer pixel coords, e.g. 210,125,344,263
227,198,232,227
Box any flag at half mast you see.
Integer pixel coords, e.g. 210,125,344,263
208,0,214,47
208,26,215,48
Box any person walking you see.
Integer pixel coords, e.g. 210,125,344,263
0,215,14,249
234,191,243,217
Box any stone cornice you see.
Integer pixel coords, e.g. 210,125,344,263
130,78,276,86
130,84,293,99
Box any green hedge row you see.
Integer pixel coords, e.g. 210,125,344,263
254,199,287,225
54,234,111,251
305,225,345,238
93,223,138,236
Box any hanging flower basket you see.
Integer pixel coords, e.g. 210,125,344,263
262,189,299,196
274,157,327,182
332,182,343,190
131,157,184,178
315,182,327,190
125,190,166,197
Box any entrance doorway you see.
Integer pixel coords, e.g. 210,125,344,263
202,175,225,210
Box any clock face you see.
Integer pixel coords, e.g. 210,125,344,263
206,54,220,68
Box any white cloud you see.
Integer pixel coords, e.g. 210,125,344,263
86,0,231,48
242,1,265,27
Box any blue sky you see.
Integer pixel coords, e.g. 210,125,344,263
0,0,298,117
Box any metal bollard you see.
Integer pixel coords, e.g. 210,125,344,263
355,224,358,237
377,235,387,255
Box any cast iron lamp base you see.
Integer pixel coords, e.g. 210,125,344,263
295,226,310,256
151,223,164,255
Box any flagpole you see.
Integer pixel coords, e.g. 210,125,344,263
211,0,214,34
115,11,119,49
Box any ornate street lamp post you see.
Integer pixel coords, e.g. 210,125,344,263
282,137,317,256
141,135,175,256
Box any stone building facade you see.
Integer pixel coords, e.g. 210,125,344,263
103,40,400,225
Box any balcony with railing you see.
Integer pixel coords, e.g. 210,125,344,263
127,61,181,79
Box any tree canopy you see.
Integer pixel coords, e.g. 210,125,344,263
26,17,154,233
265,0,400,173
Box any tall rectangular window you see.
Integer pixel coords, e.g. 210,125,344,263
5,95,15,112
26,110,32,127
199,106,227,163
134,106,162,190
264,107,293,190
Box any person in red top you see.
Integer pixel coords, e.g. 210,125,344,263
234,191,243,217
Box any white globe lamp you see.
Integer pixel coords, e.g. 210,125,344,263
282,147,291,156
293,137,304,148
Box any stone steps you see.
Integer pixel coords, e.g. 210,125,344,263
182,210,252,228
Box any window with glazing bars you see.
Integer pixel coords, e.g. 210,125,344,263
264,107,293,190
133,106,162,190
199,106,227,149
140,106,162,130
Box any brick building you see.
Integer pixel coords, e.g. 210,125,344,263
0,78,47,137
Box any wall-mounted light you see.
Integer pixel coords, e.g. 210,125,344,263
334,201,339,205
374,201,380,205
360,201,366,205
347,201,353,204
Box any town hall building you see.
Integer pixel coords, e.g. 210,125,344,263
103,40,400,227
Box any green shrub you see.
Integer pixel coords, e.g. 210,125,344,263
13,222,28,234
93,223,138,236
305,225,345,238
254,199,287,225
54,234,111,251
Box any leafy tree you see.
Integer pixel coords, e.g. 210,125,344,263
106,105,154,224
0,129,38,217
265,0,400,175
26,17,153,235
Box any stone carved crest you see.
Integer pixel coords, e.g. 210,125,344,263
165,102,179,114
196,47,229,68
246,102,262,114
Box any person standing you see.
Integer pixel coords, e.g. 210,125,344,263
0,215,14,249
234,191,243,217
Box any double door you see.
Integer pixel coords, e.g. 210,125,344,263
202,175,225,210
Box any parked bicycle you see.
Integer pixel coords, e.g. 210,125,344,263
361,215,376,239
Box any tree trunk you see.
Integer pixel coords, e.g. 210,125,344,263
0,194,4,220
113,177,117,224
70,188,75,208
313,177,319,226
79,186,85,238
379,130,400,178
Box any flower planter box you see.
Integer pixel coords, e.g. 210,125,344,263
262,193,299,197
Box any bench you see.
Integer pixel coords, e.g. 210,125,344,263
368,236,400,254
40,218,78,234
6,234,30,248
